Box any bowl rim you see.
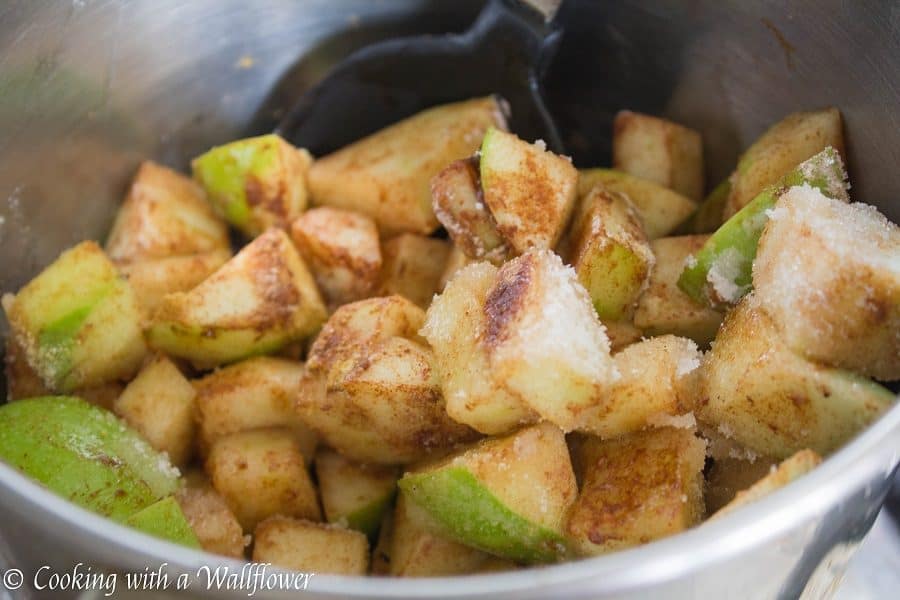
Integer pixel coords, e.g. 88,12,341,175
0,398,897,597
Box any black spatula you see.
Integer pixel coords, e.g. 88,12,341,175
276,0,566,156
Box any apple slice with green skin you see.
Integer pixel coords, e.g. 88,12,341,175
724,107,843,218
125,496,201,548
678,147,848,308
192,133,313,237
633,235,724,347
399,422,576,564
147,228,326,369
480,127,578,253
2,241,146,392
566,184,654,321
0,396,180,522
700,299,895,459
577,169,697,239
105,160,230,263
315,449,398,540
308,96,507,235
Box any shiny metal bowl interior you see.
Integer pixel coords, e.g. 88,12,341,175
0,1,898,598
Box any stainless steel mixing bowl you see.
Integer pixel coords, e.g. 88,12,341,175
0,1,897,598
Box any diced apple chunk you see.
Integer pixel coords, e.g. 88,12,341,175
176,477,247,558
253,517,369,575
117,250,231,316
389,491,501,576
422,262,538,435
113,355,196,467
206,428,321,532
699,299,894,458
193,356,317,459
634,235,723,346
315,448,397,539
678,147,849,308
3,241,146,392
565,184,654,321
399,423,576,563
480,128,578,253
290,206,382,307
725,107,844,218
612,111,704,201
431,158,509,262
147,228,326,369
192,134,313,237
710,450,821,519
753,186,900,380
105,161,230,262
578,169,697,239
377,234,451,309
298,296,478,464
577,335,701,439
480,250,618,430
308,97,507,234
566,427,706,555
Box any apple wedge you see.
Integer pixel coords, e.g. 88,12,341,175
0,396,179,521
192,133,313,236
577,335,701,439
388,491,511,576
2,241,146,392
699,299,894,458
479,250,618,430
565,184,654,322
577,169,697,239
106,161,230,262
253,517,369,575
315,448,398,539
290,206,382,307
193,356,317,459
421,261,537,435
724,107,844,218
398,423,576,564
308,96,507,234
113,355,196,467
678,147,848,308
206,428,321,532
147,228,326,368
431,158,510,263
480,127,578,253
176,477,247,558
612,110,704,201
298,295,478,464
752,185,900,381
566,427,706,555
